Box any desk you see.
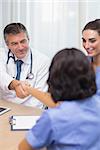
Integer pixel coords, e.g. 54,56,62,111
0,100,45,150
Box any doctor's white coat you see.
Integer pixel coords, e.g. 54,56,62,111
0,47,50,108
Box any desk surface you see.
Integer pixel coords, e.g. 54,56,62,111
0,100,44,150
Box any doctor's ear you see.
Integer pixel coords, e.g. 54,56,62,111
5,40,9,46
28,37,30,41
26,34,29,41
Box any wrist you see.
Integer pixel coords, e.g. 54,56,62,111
8,80,21,90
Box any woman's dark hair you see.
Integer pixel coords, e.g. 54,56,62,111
3,22,29,43
47,48,96,102
82,19,100,35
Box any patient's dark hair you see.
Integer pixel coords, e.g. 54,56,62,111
3,22,29,43
47,48,96,102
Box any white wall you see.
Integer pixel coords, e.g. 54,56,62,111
0,0,100,58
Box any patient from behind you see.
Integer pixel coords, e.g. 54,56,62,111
19,48,100,150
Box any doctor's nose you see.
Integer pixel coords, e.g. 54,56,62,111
84,42,91,50
17,43,24,50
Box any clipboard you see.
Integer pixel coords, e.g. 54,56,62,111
9,115,40,130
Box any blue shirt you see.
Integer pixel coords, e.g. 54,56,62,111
96,66,100,95
26,94,100,150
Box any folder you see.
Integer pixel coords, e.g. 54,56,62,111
9,115,40,130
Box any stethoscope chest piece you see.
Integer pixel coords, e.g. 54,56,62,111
26,72,34,80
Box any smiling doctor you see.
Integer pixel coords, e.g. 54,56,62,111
82,19,100,94
0,23,50,108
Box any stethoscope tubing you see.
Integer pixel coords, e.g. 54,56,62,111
6,49,15,64
6,49,34,79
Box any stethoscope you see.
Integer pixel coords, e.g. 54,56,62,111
6,49,34,80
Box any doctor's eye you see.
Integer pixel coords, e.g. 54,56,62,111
89,39,96,43
11,42,18,46
20,39,28,44
82,38,86,43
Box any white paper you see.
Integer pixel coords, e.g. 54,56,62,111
11,115,40,130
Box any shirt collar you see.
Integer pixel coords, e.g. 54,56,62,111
14,48,31,65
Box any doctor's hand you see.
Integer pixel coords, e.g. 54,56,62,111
20,81,31,95
8,80,30,98
16,81,31,98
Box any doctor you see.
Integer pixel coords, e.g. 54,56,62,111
0,23,50,108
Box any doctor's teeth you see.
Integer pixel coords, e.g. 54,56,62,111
89,48,93,51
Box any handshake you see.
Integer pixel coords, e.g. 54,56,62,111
9,79,57,107
9,80,32,99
